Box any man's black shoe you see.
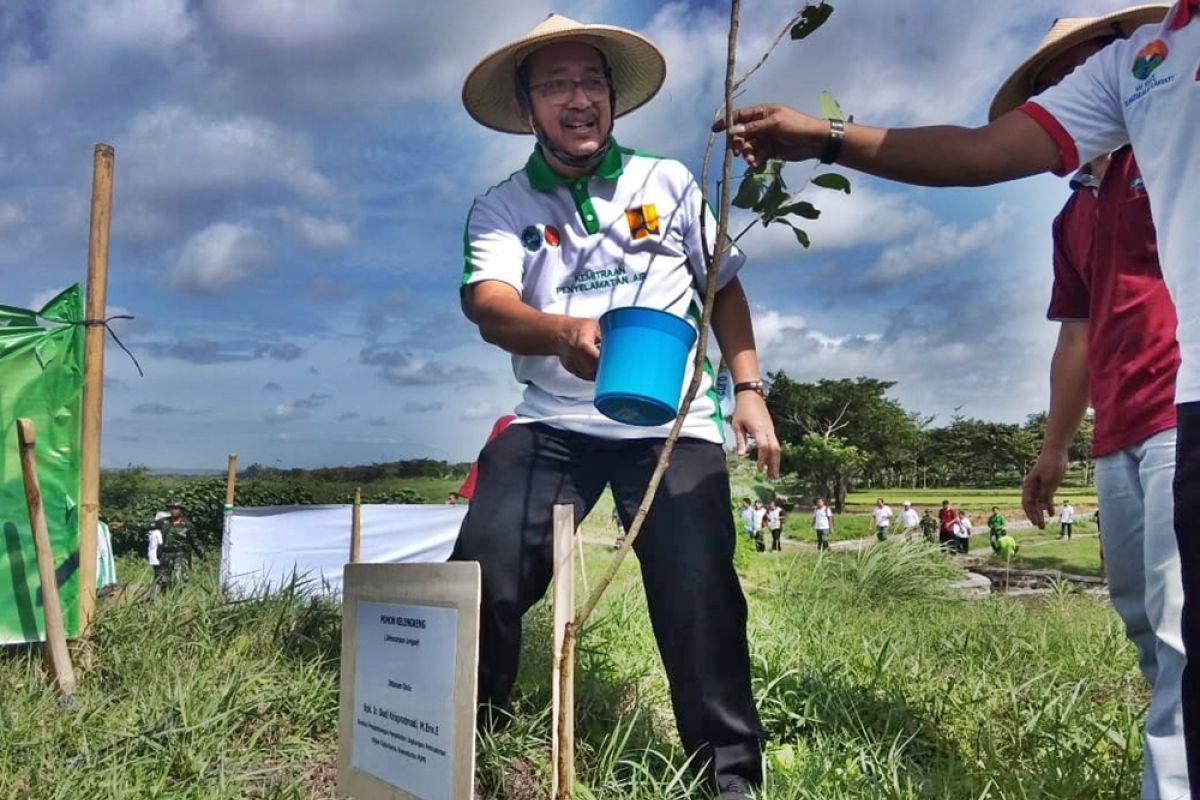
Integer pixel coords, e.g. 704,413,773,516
715,776,756,800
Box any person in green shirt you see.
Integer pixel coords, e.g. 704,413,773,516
996,532,1020,560
987,506,1006,554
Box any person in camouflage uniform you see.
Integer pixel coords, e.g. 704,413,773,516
156,501,204,592
919,509,938,542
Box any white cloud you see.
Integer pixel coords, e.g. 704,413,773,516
735,181,938,259
266,403,307,423
121,105,334,199
0,201,25,231
167,222,269,294
54,0,194,57
866,204,1012,286
279,210,352,248
460,402,499,421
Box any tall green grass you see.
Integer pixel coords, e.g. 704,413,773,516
1,543,1144,799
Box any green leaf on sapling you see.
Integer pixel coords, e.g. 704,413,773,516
791,2,834,40
812,173,852,194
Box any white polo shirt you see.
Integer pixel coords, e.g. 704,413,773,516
872,505,893,528
1022,0,1200,404
463,142,743,442
812,506,833,530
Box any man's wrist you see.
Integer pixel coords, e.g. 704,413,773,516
733,379,765,398
820,119,845,164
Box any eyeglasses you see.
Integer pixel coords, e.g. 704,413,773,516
528,77,610,103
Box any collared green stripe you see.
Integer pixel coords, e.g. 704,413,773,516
524,143,627,235
461,201,477,287
702,355,725,440
462,169,523,287
685,299,725,440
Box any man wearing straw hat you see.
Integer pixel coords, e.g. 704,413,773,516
455,14,778,799
996,9,1186,796
717,2,1200,789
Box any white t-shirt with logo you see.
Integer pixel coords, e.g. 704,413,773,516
812,506,833,530
766,507,782,529
1060,504,1075,524
1025,3,1200,403
463,143,744,443
872,505,894,528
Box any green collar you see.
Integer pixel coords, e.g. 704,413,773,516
525,140,625,192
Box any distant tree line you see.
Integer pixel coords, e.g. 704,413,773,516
764,372,1092,511
240,458,470,483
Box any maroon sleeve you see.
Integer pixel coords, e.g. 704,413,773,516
1046,198,1090,321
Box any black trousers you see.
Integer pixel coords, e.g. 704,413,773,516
1174,403,1200,796
450,423,763,785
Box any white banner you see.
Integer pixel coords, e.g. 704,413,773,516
222,504,466,598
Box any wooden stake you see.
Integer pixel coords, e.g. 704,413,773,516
575,529,589,596
78,143,115,634
350,488,362,564
224,453,238,507
17,419,77,697
551,504,575,800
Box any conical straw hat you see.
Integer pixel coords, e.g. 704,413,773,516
989,4,1168,121
462,13,666,134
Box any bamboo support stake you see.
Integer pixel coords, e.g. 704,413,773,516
350,488,362,563
224,453,238,507
78,143,115,634
575,528,589,596
551,504,575,800
17,419,77,697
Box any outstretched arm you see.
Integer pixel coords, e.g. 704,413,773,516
714,105,1062,187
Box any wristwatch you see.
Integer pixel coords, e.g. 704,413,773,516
733,380,765,397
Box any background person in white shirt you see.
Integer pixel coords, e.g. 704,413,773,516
752,500,768,551
812,497,834,551
739,498,758,539
953,511,973,554
871,498,894,541
146,511,168,598
899,501,921,540
1059,500,1076,540
766,499,784,552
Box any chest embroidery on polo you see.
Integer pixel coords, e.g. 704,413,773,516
556,265,647,296
625,204,660,239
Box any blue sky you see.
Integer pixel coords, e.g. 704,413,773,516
0,0,1126,470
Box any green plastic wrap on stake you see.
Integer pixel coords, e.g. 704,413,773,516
0,285,85,643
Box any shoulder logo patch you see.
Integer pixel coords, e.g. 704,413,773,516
520,225,543,252
1132,39,1168,80
625,204,659,240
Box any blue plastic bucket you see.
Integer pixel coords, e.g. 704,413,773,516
594,307,697,426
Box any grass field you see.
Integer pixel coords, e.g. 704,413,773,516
0,512,1145,799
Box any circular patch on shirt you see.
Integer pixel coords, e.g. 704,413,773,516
520,225,542,252
544,225,561,247
1132,39,1168,80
